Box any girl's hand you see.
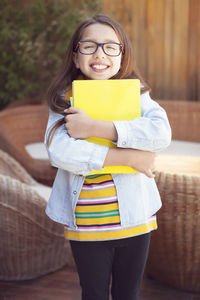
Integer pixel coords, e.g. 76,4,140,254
104,148,157,178
64,107,93,138
129,150,157,178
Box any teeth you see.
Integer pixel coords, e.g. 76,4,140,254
92,64,108,70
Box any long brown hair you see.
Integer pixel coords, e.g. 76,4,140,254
46,14,150,146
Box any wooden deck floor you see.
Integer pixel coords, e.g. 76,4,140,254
0,265,200,300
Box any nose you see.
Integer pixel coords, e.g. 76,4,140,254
94,45,105,58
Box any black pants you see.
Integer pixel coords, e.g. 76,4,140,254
70,233,151,300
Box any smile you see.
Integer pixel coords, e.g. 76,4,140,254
90,64,109,71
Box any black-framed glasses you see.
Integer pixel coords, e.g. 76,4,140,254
75,40,124,57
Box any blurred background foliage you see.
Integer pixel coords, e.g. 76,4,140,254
0,0,101,109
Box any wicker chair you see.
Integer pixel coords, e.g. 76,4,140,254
147,171,200,292
146,100,200,292
0,150,74,280
5,97,45,109
0,104,57,186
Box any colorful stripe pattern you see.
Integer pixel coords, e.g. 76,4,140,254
75,174,120,228
64,174,157,241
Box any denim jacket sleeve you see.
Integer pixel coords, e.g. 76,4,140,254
113,92,172,152
44,109,109,175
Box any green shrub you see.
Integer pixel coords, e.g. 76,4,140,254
0,0,101,109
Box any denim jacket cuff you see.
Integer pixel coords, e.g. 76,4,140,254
88,144,109,172
113,120,129,148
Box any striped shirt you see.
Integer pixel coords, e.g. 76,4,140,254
64,174,157,241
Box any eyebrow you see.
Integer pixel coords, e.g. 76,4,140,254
81,38,120,43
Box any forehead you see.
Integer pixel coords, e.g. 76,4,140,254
81,23,120,43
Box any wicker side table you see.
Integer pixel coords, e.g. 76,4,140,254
146,155,200,292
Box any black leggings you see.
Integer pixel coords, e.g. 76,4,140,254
70,233,151,300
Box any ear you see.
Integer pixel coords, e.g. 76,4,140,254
73,52,80,69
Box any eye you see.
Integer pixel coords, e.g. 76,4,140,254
106,44,116,50
82,42,96,50
105,43,119,52
84,45,94,49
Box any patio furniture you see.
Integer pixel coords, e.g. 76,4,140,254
146,100,200,292
0,149,74,280
147,161,200,292
0,104,57,186
5,97,45,110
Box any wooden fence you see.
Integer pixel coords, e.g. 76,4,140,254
102,0,200,101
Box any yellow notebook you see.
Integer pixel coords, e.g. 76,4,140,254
72,79,141,175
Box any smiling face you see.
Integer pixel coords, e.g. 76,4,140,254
73,23,122,80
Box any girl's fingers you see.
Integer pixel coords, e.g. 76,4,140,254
64,107,81,114
145,169,155,178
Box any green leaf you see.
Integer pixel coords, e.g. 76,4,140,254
0,0,102,109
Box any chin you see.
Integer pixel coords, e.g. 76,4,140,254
90,74,112,80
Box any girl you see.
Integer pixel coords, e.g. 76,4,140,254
45,14,171,300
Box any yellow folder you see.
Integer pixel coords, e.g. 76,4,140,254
72,79,141,175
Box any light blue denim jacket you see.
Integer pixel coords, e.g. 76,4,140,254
45,91,171,229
